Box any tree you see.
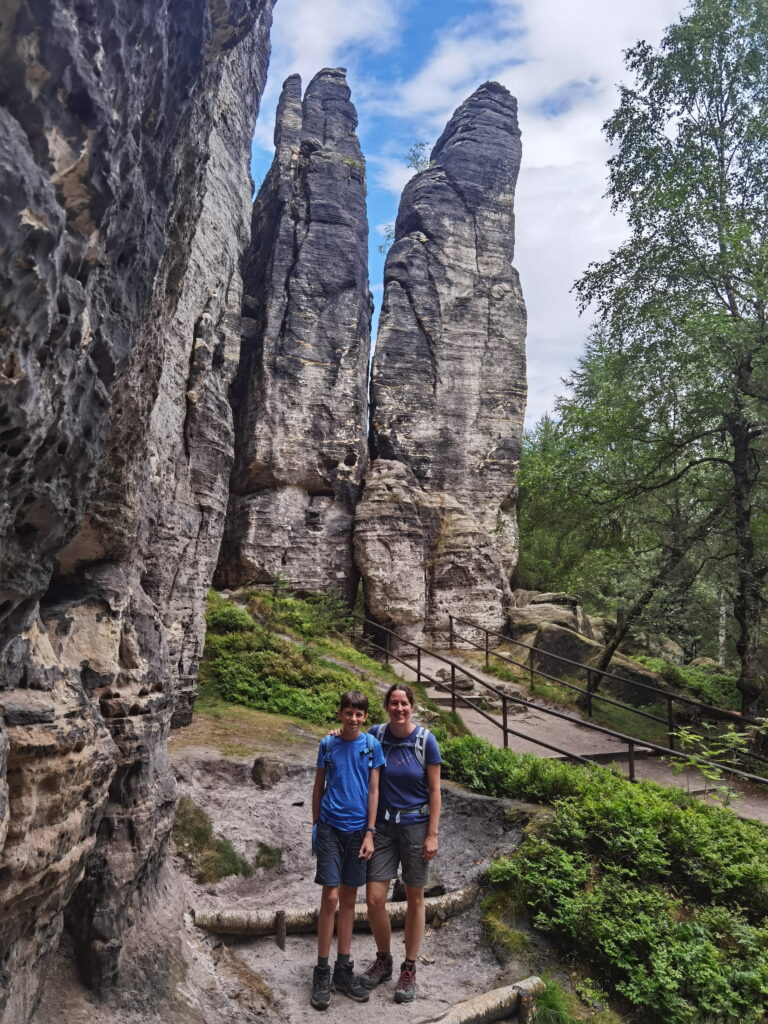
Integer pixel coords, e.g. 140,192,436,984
574,0,768,714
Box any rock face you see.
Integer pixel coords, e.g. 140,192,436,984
358,82,527,646
0,1,273,1019
509,590,595,644
216,69,372,602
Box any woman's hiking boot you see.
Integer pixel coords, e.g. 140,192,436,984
361,952,393,989
310,965,331,1010
331,961,369,1002
394,961,417,1003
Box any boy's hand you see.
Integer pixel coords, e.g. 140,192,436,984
359,831,374,860
326,728,342,738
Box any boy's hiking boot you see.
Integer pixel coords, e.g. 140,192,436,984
361,951,393,989
311,965,331,1010
331,961,369,1002
394,961,417,1003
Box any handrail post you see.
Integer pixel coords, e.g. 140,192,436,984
528,655,534,695
416,647,422,684
385,629,390,665
502,696,508,749
628,741,636,782
451,664,456,714
485,629,489,669
667,697,675,750
449,615,454,649
586,671,593,718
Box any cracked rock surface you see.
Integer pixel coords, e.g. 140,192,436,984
359,82,527,647
216,68,372,603
0,2,273,1019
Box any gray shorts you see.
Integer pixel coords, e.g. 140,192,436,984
368,819,429,888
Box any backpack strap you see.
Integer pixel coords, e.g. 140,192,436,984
368,723,384,766
365,730,375,768
414,726,429,771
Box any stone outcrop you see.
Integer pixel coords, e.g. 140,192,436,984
0,1,273,1019
216,68,372,603
357,82,527,646
509,590,594,645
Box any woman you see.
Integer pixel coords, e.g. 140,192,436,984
361,683,442,1003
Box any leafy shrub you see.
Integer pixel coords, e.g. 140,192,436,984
635,656,739,709
443,735,768,1024
206,595,256,634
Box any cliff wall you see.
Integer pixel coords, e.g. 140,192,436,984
0,1,273,1018
358,82,527,646
216,68,372,603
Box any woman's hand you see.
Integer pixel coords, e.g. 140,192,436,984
423,832,438,862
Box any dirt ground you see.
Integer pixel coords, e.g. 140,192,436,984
33,722,544,1024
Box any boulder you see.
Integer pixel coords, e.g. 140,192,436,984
509,597,594,641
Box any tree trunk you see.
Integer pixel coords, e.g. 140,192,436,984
726,406,766,716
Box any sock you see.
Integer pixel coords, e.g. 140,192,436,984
336,953,351,966
317,956,329,968
403,958,416,970
378,951,392,960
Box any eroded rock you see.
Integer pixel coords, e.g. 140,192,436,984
216,68,372,603
0,1,274,1017
358,82,526,646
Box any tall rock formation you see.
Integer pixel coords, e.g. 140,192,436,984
0,1,273,1019
357,82,527,646
215,68,372,602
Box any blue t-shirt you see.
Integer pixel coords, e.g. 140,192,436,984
375,726,442,823
316,734,385,832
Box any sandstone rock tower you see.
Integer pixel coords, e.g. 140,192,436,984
0,1,274,1018
356,82,527,646
216,69,372,602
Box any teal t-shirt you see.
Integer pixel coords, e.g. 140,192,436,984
317,734,385,831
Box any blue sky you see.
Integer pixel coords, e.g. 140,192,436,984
251,0,687,427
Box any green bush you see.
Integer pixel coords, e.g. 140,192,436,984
206,595,256,634
442,735,768,1024
634,656,739,709
202,593,382,725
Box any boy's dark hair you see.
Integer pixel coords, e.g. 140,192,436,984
339,690,369,712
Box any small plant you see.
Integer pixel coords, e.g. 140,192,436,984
253,841,283,870
173,796,252,883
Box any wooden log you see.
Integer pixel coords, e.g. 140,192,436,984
193,884,479,936
417,976,544,1024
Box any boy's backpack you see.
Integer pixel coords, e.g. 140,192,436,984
319,731,376,790
368,723,430,771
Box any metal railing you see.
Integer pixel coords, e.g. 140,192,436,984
348,614,768,789
449,615,762,756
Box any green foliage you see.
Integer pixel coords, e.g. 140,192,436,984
406,141,433,171
480,889,529,960
634,656,740,709
205,596,256,634
253,842,283,870
173,796,252,883
444,734,768,1023
203,591,382,726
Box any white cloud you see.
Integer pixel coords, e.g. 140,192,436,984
364,0,686,425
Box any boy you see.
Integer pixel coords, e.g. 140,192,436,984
310,690,385,1010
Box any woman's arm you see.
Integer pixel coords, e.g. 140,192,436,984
423,763,441,861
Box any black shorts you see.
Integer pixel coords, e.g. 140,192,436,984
314,822,367,888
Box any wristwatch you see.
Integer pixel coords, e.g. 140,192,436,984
366,826,376,834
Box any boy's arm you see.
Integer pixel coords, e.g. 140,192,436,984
312,766,325,824
423,763,441,861
358,766,380,860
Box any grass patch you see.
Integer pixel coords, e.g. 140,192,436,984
202,591,383,727
481,889,529,960
442,735,768,1024
173,796,252,883
634,656,740,710
253,841,283,869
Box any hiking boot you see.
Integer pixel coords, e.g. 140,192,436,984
311,964,331,1010
361,952,393,989
394,961,417,1003
331,961,370,1002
